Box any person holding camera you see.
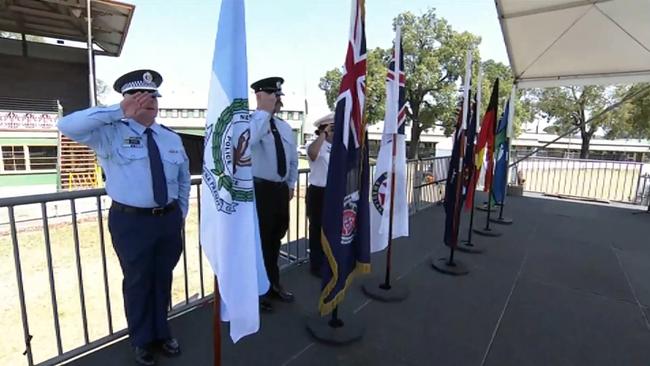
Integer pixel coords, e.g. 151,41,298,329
306,113,334,277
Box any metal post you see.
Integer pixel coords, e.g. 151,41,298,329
9,207,34,365
41,203,63,355
86,0,96,107
213,278,221,366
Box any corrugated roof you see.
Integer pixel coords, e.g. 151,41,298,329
0,0,135,57
0,96,59,112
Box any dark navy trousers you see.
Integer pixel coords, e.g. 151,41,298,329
108,204,183,347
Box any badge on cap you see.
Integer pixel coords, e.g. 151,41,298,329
143,72,153,83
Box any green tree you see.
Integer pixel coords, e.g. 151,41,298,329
606,83,650,140
478,60,536,137
535,85,614,159
397,10,480,158
318,47,388,125
319,9,484,158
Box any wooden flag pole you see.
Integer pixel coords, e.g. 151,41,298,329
213,277,221,366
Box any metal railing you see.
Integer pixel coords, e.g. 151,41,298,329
0,156,450,366
511,155,646,204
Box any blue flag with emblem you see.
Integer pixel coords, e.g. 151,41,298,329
200,0,269,343
319,0,370,316
492,100,510,205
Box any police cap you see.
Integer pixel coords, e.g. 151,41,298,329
113,69,163,97
250,77,284,95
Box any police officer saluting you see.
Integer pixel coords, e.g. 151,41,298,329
249,77,298,310
58,70,190,366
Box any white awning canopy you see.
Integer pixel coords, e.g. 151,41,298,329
496,0,650,88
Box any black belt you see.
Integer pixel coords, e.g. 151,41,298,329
111,200,177,216
253,178,287,187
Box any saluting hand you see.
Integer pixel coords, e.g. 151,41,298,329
120,92,152,119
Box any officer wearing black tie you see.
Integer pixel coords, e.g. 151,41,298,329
249,77,298,309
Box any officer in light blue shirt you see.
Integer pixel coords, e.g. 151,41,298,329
248,77,299,309
57,69,189,366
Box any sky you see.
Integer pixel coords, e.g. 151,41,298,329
95,0,509,122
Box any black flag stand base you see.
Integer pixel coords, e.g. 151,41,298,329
361,276,409,302
490,217,513,225
307,307,364,345
431,247,469,276
473,227,502,237
457,239,485,254
490,202,514,225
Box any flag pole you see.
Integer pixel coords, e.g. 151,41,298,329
459,192,483,253
459,67,483,254
362,25,409,302
432,49,472,276
213,277,221,366
382,134,398,288
474,81,502,238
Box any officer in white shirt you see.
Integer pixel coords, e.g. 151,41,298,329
306,113,334,277
249,77,299,308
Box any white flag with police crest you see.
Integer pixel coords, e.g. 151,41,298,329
200,0,269,343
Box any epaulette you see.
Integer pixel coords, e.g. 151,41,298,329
160,125,178,134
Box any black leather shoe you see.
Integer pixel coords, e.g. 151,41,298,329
260,298,273,312
271,285,295,303
134,346,155,366
158,338,181,357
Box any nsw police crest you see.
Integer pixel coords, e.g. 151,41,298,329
203,98,254,214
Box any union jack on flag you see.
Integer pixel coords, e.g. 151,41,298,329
338,0,367,149
385,35,406,135
319,0,370,316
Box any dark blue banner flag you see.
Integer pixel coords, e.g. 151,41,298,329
492,101,510,205
319,0,370,316
443,101,467,248
461,94,477,208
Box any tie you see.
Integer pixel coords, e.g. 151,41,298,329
145,128,168,207
270,118,287,178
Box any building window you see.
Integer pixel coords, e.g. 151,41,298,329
200,110,206,118
171,110,179,118
2,146,26,171
193,109,200,118
28,146,57,170
181,109,189,118
159,109,167,117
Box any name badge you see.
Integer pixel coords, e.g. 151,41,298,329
122,136,143,148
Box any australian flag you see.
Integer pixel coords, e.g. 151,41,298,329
319,0,370,316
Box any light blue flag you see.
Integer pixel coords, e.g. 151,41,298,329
200,0,269,343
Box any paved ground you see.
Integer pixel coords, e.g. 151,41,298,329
66,193,650,366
